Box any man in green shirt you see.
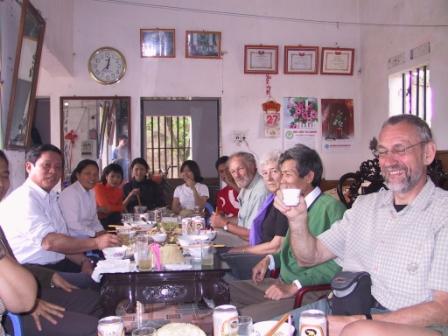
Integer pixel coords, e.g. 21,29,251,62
229,144,346,322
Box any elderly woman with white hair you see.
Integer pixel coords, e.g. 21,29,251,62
222,150,288,279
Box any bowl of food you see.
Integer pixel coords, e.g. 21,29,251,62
253,321,295,336
150,232,167,244
102,246,127,260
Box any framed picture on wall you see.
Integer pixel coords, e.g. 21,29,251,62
244,45,279,74
284,46,319,74
140,28,175,58
185,31,221,59
321,47,355,75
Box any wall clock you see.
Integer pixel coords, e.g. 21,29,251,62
88,47,126,85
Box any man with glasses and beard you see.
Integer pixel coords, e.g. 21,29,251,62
275,115,448,336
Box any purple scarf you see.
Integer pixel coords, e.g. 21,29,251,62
249,193,275,246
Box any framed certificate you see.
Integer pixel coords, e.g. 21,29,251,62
284,46,319,74
244,45,279,74
321,47,355,75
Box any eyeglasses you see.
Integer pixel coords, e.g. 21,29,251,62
373,141,427,158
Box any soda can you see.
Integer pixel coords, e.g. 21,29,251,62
299,309,327,336
97,316,125,336
213,304,238,336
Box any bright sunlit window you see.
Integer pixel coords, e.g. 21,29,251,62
389,66,431,126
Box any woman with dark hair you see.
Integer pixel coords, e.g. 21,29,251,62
94,163,127,228
171,160,209,215
122,158,166,213
59,159,104,238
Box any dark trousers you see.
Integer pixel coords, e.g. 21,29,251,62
6,288,101,336
43,259,99,291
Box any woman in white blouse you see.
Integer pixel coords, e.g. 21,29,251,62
59,159,104,238
171,160,209,216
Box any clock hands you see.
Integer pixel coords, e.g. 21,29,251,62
102,57,111,71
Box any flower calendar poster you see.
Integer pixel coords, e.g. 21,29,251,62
283,97,318,150
321,98,354,151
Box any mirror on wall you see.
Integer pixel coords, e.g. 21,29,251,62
60,96,131,185
5,0,45,149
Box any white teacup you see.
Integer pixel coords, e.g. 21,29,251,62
282,188,301,206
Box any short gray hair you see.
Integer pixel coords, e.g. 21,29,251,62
258,150,281,169
382,114,432,142
229,151,257,170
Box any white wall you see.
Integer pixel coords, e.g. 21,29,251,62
359,0,448,150
32,0,448,182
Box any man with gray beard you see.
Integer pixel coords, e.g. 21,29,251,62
211,152,269,246
276,115,448,336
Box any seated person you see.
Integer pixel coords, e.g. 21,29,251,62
59,159,104,238
0,145,119,277
95,163,134,228
229,144,345,322
0,149,102,336
122,158,166,213
222,151,288,279
215,156,240,218
171,160,209,216
211,152,269,246
278,115,448,336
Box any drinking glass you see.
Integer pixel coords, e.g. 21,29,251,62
237,316,253,336
122,213,133,226
134,235,152,271
131,327,156,336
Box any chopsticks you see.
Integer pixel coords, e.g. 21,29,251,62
265,313,290,336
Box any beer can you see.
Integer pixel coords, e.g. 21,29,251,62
213,304,238,336
299,309,327,336
97,316,124,336
181,218,192,235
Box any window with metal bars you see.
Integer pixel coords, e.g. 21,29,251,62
144,115,192,178
389,66,431,124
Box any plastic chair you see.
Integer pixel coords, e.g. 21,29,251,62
6,312,23,336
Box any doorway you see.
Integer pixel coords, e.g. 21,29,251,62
141,97,221,206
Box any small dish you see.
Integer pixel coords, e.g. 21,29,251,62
102,246,127,260
150,232,167,243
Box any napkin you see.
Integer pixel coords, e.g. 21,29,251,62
91,259,132,282
164,263,193,271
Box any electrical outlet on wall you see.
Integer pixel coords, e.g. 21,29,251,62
232,130,247,146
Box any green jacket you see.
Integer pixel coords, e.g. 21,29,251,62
273,193,346,286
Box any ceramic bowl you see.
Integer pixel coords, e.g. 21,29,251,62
253,321,295,336
102,246,127,260
150,232,167,243
199,229,217,241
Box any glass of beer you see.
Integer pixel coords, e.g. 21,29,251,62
97,316,124,336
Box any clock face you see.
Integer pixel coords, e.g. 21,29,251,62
88,47,126,85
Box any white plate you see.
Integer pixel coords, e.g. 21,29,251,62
253,321,295,336
164,263,193,271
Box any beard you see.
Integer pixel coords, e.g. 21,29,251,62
382,163,423,194
235,175,252,189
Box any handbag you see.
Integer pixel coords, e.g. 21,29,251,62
329,271,374,315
